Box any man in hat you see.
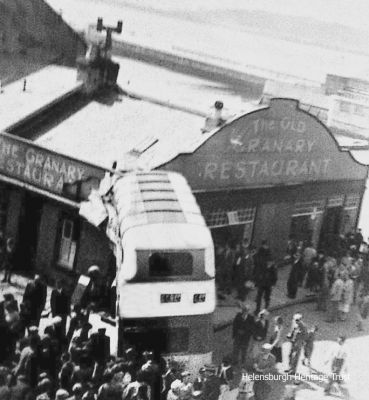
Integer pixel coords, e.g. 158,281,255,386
90,327,110,379
23,274,47,327
55,388,70,400
232,303,255,365
202,365,221,400
253,343,276,400
253,240,277,314
50,280,70,335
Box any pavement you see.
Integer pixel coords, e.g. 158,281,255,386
213,263,316,330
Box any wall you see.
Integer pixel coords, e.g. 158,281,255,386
5,188,23,242
0,0,86,65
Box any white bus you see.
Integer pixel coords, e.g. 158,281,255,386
107,171,216,372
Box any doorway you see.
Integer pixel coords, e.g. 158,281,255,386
16,192,44,272
319,206,343,252
290,215,313,245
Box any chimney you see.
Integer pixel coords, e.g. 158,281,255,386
77,18,122,95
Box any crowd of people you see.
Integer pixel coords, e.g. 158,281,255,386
0,228,367,399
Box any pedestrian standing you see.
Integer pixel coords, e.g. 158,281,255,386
217,356,234,393
1,238,15,284
356,289,369,331
232,304,254,366
302,325,318,368
253,240,276,314
326,274,344,323
251,310,269,359
50,280,70,334
287,252,303,299
286,314,307,374
202,365,221,400
179,371,193,400
324,335,348,396
269,316,283,365
23,274,47,327
339,271,354,321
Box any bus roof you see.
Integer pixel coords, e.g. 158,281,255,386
113,171,206,235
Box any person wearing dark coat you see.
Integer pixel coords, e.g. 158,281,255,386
50,280,70,334
287,253,303,299
23,274,47,327
89,327,110,379
202,365,221,400
253,241,277,314
232,304,255,365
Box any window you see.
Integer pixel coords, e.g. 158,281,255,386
339,101,351,113
205,207,255,228
149,252,193,276
57,218,78,270
166,328,189,353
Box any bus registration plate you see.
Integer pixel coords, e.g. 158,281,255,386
193,293,206,303
161,293,181,303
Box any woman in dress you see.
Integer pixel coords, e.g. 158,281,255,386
269,316,283,365
339,271,354,321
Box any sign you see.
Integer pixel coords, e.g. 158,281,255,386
163,99,368,190
160,293,181,303
227,211,239,225
0,132,105,198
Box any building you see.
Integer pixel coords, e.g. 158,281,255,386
0,50,367,283
159,98,368,256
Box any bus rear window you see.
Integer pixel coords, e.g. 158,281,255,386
149,252,193,276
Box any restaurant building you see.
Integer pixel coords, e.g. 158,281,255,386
160,98,368,257
0,60,367,282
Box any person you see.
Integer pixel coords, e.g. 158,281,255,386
302,242,317,288
326,273,344,323
357,289,369,331
50,280,70,334
55,388,70,400
252,343,276,400
286,313,307,374
201,100,227,133
13,334,39,388
237,367,254,400
234,244,247,301
252,310,269,358
161,360,179,400
253,241,276,314
89,327,110,379
302,325,318,368
269,316,283,365
23,274,47,327
324,335,348,396
316,262,330,311
232,303,254,365
339,271,354,321
9,374,33,400
0,366,10,400
166,379,181,400
179,371,193,400
202,365,221,400
2,238,15,284
96,371,123,399
192,367,206,397
287,252,303,299
217,356,234,392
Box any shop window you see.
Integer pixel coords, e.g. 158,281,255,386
205,208,255,228
57,218,78,270
341,194,361,234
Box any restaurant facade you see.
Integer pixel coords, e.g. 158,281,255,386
161,98,368,257
0,98,367,281
0,132,112,283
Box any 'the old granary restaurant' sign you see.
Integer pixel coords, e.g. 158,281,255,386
0,132,105,199
164,99,368,190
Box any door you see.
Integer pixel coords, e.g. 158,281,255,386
16,192,43,272
319,206,343,251
290,215,313,245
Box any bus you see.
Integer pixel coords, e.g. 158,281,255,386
107,171,216,372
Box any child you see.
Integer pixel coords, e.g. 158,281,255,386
303,325,318,368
